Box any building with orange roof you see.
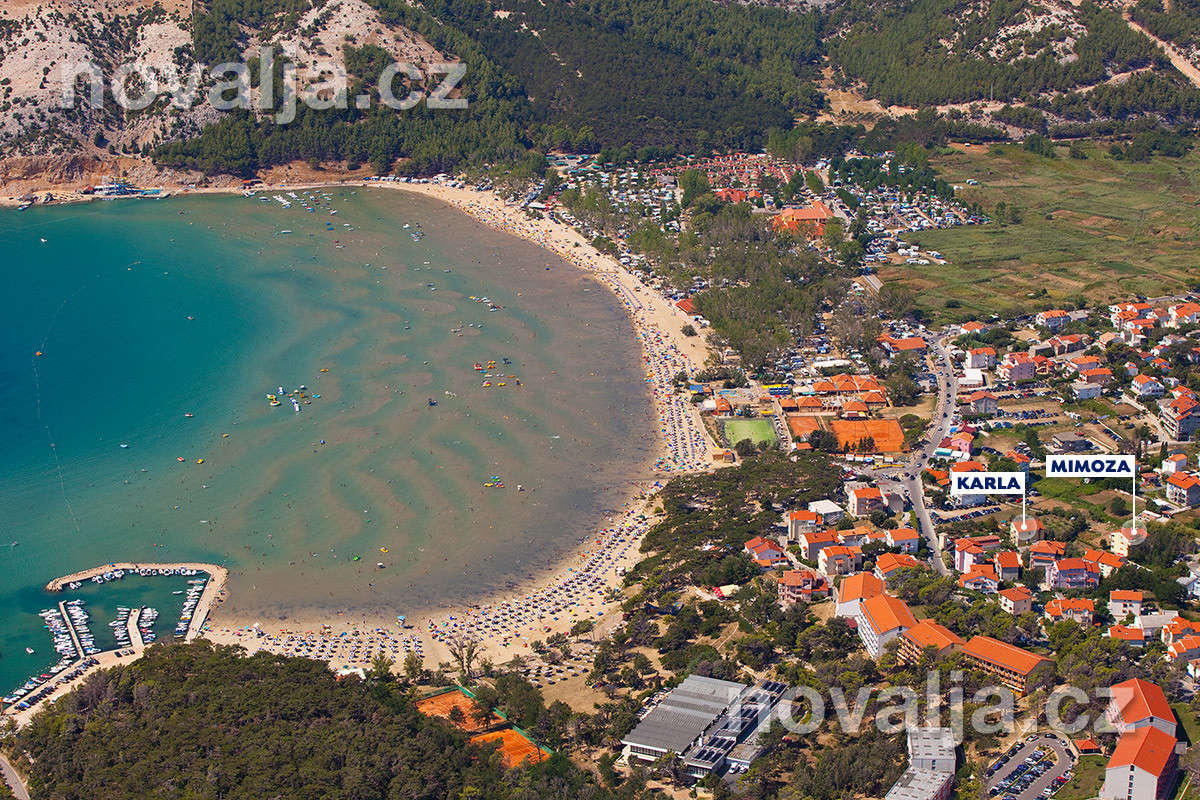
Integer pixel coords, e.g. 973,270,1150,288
1110,624,1147,646
1085,549,1127,578
1162,392,1200,440
1046,558,1100,590
848,486,885,517
856,594,917,657
966,390,999,416
1112,522,1148,557
875,552,923,584
1101,726,1178,800
836,572,884,618
898,620,965,663
1110,590,1144,620
959,566,999,593
777,569,829,606
1036,309,1070,331
994,550,1021,582
1169,301,1200,328
998,586,1033,615
1162,617,1200,647
1010,516,1044,546
1028,540,1067,569
744,536,787,569
797,529,840,561
1075,738,1102,755
840,399,870,418
878,334,928,355
1045,597,1095,626
819,544,863,577
1106,678,1176,736
1166,472,1200,507
966,347,997,370
961,636,1051,695
954,534,1003,573
1168,634,1200,663
787,508,821,539
772,202,832,237
886,527,920,554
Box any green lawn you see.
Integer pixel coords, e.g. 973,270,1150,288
722,418,776,446
1173,702,1200,745
880,142,1200,323
1056,755,1106,800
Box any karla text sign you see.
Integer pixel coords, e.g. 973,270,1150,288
1045,455,1135,477
950,471,1026,496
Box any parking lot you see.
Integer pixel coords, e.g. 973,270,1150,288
986,733,1075,800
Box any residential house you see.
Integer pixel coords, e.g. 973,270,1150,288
1084,549,1128,578
1100,726,1178,800
1132,375,1165,399
1166,472,1200,507
857,594,917,657
966,390,999,416
744,536,787,569
954,535,1003,572
1161,393,1200,441
999,352,1037,382
1162,617,1200,647
1112,523,1148,557
1053,432,1092,452
1109,625,1147,647
966,347,997,370
787,509,822,541
836,572,884,618
808,499,845,524
959,566,999,593
778,570,829,606
1036,310,1070,331
1169,301,1200,328
1162,454,1189,475
798,529,840,561
1110,590,1144,620
998,586,1033,615
819,545,863,577
1046,558,1101,590
887,527,921,554
1135,612,1180,640
994,551,1021,582
849,486,886,517
1045,597,1095,626
1029,541,1068,570
1168,634,1200,663
1105,678,1177,737
876,552,923,584
1010,517,1044,546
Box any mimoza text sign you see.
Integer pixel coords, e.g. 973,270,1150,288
1045,455,1135,477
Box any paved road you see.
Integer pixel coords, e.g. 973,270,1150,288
0,753,30,800
879,331,957,575
985,733,1074,800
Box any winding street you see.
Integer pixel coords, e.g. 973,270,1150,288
0,752,30,800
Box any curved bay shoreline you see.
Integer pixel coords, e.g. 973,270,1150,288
3,177,719,715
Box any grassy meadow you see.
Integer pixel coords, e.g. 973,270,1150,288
880,142,1200,322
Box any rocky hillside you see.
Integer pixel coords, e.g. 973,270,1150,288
0,0,445,158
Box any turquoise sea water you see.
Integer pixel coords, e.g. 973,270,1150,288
0,188,653,696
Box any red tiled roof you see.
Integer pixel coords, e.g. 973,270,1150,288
1110,678,1174,726
859,594,917,634
902,620,964,651
1107,726,1176,776
962,635,1050,676
1110,624,1145,642
1110,590,1143,602
838,572,884,603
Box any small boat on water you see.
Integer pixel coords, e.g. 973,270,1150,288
25,647,34,654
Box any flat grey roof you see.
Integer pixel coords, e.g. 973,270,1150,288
884,768,953,800
621,675,747,754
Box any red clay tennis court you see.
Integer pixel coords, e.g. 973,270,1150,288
415,690,499,732
469,729,547,768
831,419,905,452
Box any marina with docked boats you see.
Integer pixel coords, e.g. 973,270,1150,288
1,563,225,720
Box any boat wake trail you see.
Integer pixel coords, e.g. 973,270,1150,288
32,283,90,536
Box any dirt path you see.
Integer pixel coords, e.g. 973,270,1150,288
1124,12,1200,88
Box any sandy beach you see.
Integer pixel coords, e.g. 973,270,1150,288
2,170,722,687
198,177,720,671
